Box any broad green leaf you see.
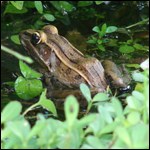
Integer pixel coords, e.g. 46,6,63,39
78,1,93,7
92,26,100,33
4,4,27,14
126,96,141,110
132,91,145,101
64,95,79,126
10,1,24,10
106,26,118,33
99,122,118,135
58,127,82,149
127,111,140,125
19,60,42,79
59,1,74,12
1,101,22,123
93,93,109,102
89,114,106,134
38,89,57,116
79,114,96,127
111,97,123,118
119,45,135,53
132,71,147,82
130,123,149,148
34,1,43,14
15,76,43,100
10,35,21,45
115,126,131,147
28,120,45,139
7,120,30,140
80,83,91,103
98,105,113,123
43,14,55,21
86,136,105,148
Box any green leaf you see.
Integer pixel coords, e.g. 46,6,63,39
24,1,35,8
15,76,43,100
93,93,109,102
115,126,131,147
34,1,43,14
119,45,135,53
19,60,42,79
95,1,104,5
50,1,61,11
106,26,118,33
10,1,24,10
89,114,105,134
130,123,149,148
65,95,79,126
79,114,96,127
10,35,21,45
1,101,22,123
100,122,118,135
98,105,113,123
111,97,123,118
7,119,31,140
80,83,91,103
92,26,100,33
86,136,105,149
126,63,140,69
132,91,145,101
4,4,27,14
86,39,97,44
98,44,105,51
126,96,141,110
100,23,107,36
43,14,55,21
127,111,140,125
38,89,57,116
132,71,146,82
133,43,148,51
59,1,74,12
78,1,93,7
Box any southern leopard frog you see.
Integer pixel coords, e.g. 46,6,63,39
19,25,130,102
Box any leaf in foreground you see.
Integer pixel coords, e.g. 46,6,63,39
65,95,79,126
38,89,57,116
1,101,22,123
15,76,43,100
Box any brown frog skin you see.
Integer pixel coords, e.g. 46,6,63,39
19,25,130,103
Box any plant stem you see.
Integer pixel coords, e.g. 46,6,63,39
1,45,33,63
22,103,39,116
126,18,149,29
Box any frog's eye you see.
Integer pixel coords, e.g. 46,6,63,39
31,32,41,45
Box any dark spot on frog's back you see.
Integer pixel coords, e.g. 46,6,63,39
66,68,71,74
74,75,81,80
